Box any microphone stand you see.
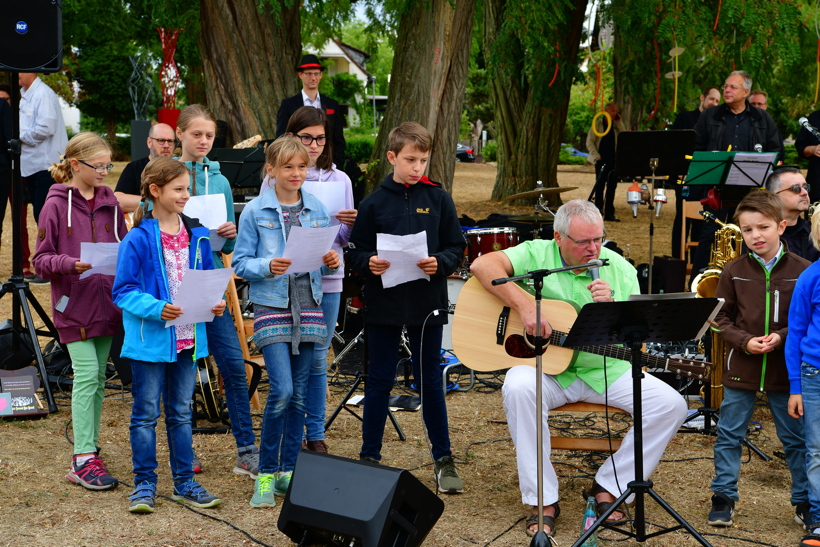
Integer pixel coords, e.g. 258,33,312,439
492,259,608,547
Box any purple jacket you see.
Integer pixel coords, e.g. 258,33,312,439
33,184,128,344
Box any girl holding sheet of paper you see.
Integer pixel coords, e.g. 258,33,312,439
279,106,356,454
174,104,261,479
33,132,127,492
233,135,340,508
113,156,225,513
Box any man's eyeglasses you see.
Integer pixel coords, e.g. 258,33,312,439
777,184,810,195
562,231,607,247
78,160,114,174
298,134,327,146
301,71,322,79
150,137,175,146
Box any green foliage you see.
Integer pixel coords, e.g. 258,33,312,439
783,143,809,169
346,135,376,162
564,83,596,150
465,68,493,126
329,72,365,107
339,18,395,96
483,141,498,162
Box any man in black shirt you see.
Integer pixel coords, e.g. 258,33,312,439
586,103,625,222
114,123,175,213
765,167,819,262
690,70,783,279
795,109,820,203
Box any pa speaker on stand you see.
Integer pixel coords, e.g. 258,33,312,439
0,1,63,73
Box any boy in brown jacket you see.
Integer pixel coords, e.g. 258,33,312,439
709,190,811,528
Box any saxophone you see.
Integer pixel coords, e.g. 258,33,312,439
692,211,743,298
693,211,743,408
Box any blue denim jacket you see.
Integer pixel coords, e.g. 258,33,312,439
233,188,335,309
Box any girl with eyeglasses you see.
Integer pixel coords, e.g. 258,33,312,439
33,132,128,491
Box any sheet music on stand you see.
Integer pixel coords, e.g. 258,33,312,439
724,152,777,187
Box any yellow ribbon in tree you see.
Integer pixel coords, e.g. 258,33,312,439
591,110,612,138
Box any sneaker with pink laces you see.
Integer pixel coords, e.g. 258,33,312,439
66,455,119,491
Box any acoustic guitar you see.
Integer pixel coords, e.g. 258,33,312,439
451,277,711,379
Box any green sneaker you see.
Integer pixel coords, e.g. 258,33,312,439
250,473,276,508
274,471,293,496
434,456,464,494
128,482,157,513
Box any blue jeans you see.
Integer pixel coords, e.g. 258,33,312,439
712,385,808,505
801,363,820,522
259,342,312,473
360,324,451,462
206,310,255,450
130,349,197,486
305,291,340,441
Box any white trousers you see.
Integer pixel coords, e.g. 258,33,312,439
502,366,688,507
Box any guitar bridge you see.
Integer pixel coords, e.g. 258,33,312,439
497,307,510,345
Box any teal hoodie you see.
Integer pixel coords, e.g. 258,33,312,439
177,156,236,264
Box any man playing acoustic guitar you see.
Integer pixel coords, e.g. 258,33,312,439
469,199,688,539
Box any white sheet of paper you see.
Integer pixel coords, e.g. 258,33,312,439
79,242,120,279
208,229,227,252
183,194,227,229
281,225,340,273
377,231,429,289
166,268,235,327
302,180,346,225
725,152,777,187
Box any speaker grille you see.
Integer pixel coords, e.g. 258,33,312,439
0,0,63,72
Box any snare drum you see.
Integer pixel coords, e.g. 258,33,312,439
465,227,519,265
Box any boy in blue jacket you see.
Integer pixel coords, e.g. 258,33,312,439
347,122,466,493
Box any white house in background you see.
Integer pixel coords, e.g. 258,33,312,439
60,98,81,134
309,39,373,127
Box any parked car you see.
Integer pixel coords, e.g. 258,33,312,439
562,143,589,157
456,143,475,162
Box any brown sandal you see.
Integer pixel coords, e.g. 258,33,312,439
583,481,628,525
525,503,560,538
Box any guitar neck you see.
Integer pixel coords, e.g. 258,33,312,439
550,330,667,368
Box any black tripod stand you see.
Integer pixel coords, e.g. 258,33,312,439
0,75,59,413
566,296,719,547
325,322,406,441
680,334,771,461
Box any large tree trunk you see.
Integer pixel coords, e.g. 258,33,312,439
198,0,301,145
428,0,476,191
364,0,475,195
485,0,588,208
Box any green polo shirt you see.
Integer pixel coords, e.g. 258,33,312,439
502,239,641,393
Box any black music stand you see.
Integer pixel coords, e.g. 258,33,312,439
0,75,59,413
563,296,718,547
615,131,695,294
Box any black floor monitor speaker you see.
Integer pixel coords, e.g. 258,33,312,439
0,0,63,72
278,452,445,547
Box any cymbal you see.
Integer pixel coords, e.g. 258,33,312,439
502,186,579,201
508,214,555,224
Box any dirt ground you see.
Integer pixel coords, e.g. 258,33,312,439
0,163,801,547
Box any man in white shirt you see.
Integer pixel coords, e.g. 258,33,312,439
18,72,68,281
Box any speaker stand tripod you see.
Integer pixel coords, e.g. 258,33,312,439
325,325,407,441
0,75,58,413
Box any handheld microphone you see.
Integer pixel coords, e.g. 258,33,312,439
589,258,603,281
754,143,763,153
799,117,820,140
